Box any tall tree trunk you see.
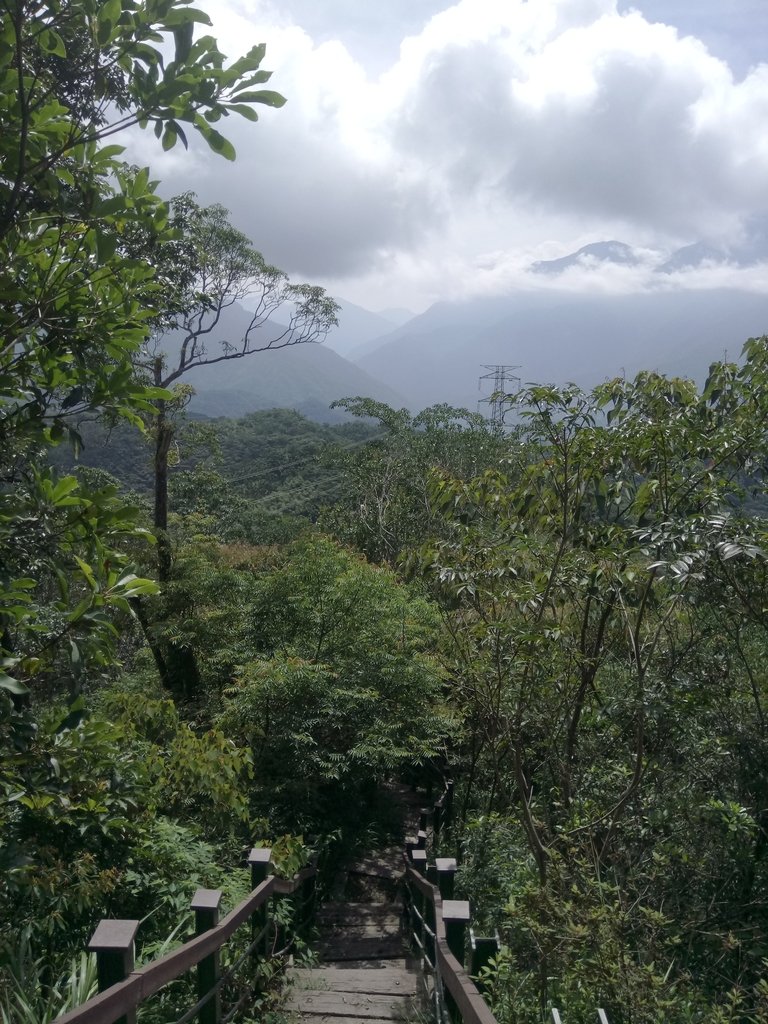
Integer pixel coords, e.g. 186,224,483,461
154,357,173,584
150,357,201,700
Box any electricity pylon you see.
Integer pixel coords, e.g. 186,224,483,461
478,364,520,425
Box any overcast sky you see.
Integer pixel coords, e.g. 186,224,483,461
134,0,768,312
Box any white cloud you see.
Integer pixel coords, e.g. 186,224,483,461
133,0,768,310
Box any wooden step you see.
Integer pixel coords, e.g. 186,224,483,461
319,902,403,920
347,852,404,880
290,964,419,996
318,902,403,943
284,989,416,1020
288,1017,397,1024
321,925,402,940
319,934,407,961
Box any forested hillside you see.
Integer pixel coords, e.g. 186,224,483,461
4,4,768,1024
51,407,379,514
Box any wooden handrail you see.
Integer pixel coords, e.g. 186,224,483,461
403,862,498,1024
56,863,317,1024
406,780,614,1024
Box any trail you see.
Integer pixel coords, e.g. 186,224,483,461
286,783,427,1024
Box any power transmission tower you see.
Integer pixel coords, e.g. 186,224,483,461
478,365,520,425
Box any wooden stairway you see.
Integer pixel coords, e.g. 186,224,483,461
286,788,425,1024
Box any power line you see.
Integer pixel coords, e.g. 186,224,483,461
214,430,390,487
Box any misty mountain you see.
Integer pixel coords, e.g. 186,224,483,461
656,242,731,273
376,307,416,327
355,287,768,411
322,299,401,358
531,241,641,274
531,236,768,276
159,303,407,422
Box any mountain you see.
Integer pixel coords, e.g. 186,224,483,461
532,237,768,276
355,288,768,411
160,303,407,422
322,300,399,358
657,242,731,273
531,240,641,274
376,307,416,326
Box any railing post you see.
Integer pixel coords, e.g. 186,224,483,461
88,919,139,1024
470,929,500,992
411,849,427,875
436,857,458,900
249,847,272,958
191,889,222,1024
443,900,470,966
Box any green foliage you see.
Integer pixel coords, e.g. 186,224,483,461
0,930,97,1024
51,407,380,531
0,688,253,979
97,689,253,831
320,399,509,563
217,534,454,823
424,347,768,1020
1,701,147,952
0,0,287,690
0,0,288,971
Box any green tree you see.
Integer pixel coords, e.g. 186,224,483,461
0,0,292,975
423,347,768,1018
320,399,508,563
216,534,454,827
125,196,339,695
0,0,288,701
141,197,339,581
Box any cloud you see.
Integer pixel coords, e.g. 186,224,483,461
390,2,768,237
138,21,440,279
132,0,768,308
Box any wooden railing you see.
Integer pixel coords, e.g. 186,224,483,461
405,780,612,1024
55,847,317,1024
404,779,500,1024
404,859,498,1024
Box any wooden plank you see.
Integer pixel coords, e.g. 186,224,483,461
290,967,419,995
284,990,414,1019
320,936,407,961
292,1017,395,1024
319,921,403,937
320,902,402,919
320,918,401,932
88,920,139,953
321,925,402,939
347,853,403,880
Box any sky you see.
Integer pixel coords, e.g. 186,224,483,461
132,0,768,313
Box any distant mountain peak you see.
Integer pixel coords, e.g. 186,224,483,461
531,240,640,274
322,299,401,358
376,306,415,327
656,242,731,274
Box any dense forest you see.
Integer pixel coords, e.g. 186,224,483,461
3,3,768,1024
